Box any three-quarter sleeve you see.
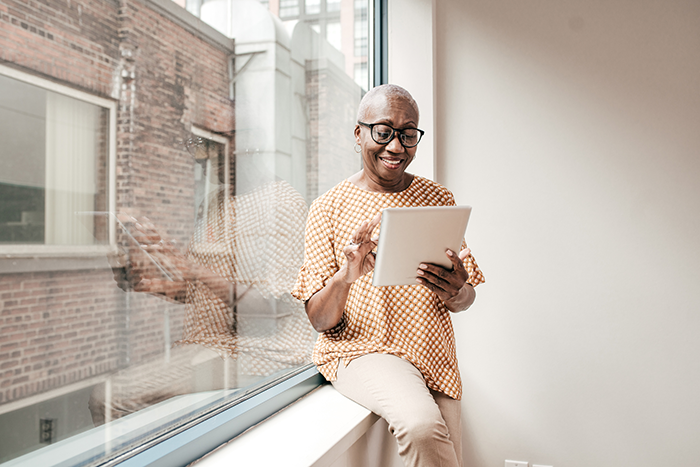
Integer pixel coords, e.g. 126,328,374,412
291,198,339,303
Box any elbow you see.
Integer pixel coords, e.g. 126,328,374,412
305,303,340,333
308,314,340,333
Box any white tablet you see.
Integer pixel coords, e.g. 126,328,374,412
372,205,472,287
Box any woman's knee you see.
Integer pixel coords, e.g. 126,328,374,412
392,409,450,443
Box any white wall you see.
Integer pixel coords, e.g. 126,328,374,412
431,0,700,466
387,0,435,180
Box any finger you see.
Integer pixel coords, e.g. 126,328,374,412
416,274,448,298
350,220,369,243
418,263,464,293
446,249,467,272
368,211,382,232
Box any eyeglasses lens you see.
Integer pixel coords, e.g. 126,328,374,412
372,125,393,143
371,124,420,147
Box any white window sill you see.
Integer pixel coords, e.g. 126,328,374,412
194,384,379,467
0,245,115,273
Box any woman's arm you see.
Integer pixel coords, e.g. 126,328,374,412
305,214,381,332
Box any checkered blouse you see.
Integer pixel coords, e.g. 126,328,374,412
291,176,485,400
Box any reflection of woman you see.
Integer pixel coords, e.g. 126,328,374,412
292,84,484,467
90,180,314,425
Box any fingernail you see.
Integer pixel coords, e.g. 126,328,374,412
447,249,454,256
419,264,427,269
417,269,424,275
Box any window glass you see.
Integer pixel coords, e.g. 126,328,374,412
305,0,321,15
279,0,300,17
0,75,109,247
327,21,342,51
0,0,371,465
327,0,342,12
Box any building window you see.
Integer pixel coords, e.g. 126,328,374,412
0,73,111,248
354,61,369,90
279,0,300,17
354,0,369,58
326,21,342,51
189,130,229,224
305,0,321,15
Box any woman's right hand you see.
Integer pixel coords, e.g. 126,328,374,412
340,212,381,284
305,212,381,332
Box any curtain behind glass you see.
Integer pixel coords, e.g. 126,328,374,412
44,92,98,245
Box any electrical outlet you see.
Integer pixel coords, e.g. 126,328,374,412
505,461,529,467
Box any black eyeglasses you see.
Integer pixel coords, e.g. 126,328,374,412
358,121,425,148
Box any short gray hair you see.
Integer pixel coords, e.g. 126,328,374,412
357,84,419,123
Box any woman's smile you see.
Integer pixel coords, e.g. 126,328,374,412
378,155,406,170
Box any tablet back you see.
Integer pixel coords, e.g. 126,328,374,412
372,205,472,287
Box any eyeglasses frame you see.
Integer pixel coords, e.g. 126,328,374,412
357,121,425,148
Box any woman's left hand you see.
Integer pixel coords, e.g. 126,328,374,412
416,248,475,311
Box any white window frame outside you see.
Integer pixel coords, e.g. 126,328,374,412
0,63,117,259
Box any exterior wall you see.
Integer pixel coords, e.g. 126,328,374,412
0,0,234,412
0,270,122,403
310,58,362,200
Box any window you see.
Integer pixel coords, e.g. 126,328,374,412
355,0,369,58
279,0,300,17
0,0,375,465
0,71,112,250
305,0,321,15
326,21,342,51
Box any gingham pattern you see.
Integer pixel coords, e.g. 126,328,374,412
291,176,485,400
176,181,315,375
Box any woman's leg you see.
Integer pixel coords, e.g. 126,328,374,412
431,389,463,467
332,353,461,467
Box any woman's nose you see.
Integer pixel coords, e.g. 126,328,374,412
386,133,405,152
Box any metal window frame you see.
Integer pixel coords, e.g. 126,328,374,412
103,365,323,467
371,0,388,86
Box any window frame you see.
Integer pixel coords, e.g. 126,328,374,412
107,365,323,467
0,63,118,259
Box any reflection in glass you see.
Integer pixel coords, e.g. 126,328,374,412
0,0,371,464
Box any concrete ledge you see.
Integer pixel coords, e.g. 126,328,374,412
194,384,379,467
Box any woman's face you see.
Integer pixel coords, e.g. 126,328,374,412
354,94,419,192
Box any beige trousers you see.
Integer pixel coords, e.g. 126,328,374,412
332,353,463,467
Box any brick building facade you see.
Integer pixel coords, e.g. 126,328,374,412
0,0,235,460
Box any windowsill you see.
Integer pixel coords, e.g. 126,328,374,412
194,384,378,467
0,245,115,273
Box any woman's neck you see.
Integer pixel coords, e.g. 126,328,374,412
348,171,414,193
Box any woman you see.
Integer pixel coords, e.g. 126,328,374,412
292,84,484,467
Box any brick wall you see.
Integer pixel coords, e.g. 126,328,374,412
0,0,234,406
